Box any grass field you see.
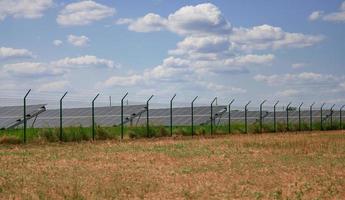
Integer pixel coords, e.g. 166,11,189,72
0,130,344,199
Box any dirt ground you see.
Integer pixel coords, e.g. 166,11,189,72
0,130,344,199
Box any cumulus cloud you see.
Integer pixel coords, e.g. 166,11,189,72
53,40,63,46
67,35,90,47
254,72,342,86
117,13,167,32
2,62,64,77
229,24,324,51
0,0,53,21
166,3,232,35
309,1,345,22
291,63,308,69
57,0,115,26
38,80,70,92
0,47,33,59
102,74,143,87
117,3,231,35
52,55,115,68
277,89,300,97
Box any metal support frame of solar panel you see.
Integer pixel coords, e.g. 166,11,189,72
0,104,46,129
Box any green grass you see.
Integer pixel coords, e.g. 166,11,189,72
0,120,343,144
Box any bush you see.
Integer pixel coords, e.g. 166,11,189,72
0,136,22,144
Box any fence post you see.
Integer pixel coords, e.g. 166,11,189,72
146,95,154,137
59,92,68,142
228,99,235,133
191,96,198,137
92,93,100,141
298,102,303,132
170,94,176,137
260,100,267,133
330,104,335,129
310,102,315,131
321,103,325,131
245,101,251,133
274,101,279,132
286,102,292,132
210,97,217,135
23,89,31,143
121,92,128,140
340,105,345,130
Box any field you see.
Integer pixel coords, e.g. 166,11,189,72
0,130,344,199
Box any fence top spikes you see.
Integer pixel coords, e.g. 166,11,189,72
321,102,326,108
260,100,267,106
60,91,68,101
341,105,345,110
245,101,251,107
299,102,303,108
92,93,100,102
211,97,217,104
192,96,198,103
274,100,279,107
330,104,335,110
228,99,235,106
122,92,128,101
24,89,31,99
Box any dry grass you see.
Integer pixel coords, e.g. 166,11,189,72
0,130,344,199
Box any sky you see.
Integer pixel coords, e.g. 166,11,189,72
0,0,345,108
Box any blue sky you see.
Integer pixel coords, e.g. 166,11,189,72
0,0,344,107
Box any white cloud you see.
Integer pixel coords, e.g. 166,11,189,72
229,24,324,51
254,72,342,86
309,11,323,21
291,63,308,69
117,13,167,32
277,89,300,97
57,0,115,26
38,80,70,92
52,55,115,68
166,3,231,35
0,0,53,21
53,40,63,46
309,1,345,22
102,74,143,87
67,35,90,47
0,47,33,59
117,3,231,35
2,62,64,77
197,81,246,94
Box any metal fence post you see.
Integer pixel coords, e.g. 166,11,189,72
321,103,325,131
210,97,217,135
191,96,198,137
260,100,267,133
170,94,176,137
298,102,303,132
286,102,292,132
330,104,335,129
274,101,279,132
228,99,235,133
310,102,315,131
59,92,68,141
245,101,251,133
340,105,345,130
92,93,100,141
146,95,154,137
121,92,128,140
23,89,31,143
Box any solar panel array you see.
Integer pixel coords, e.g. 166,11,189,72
0,104,342,129
0,104,46,129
